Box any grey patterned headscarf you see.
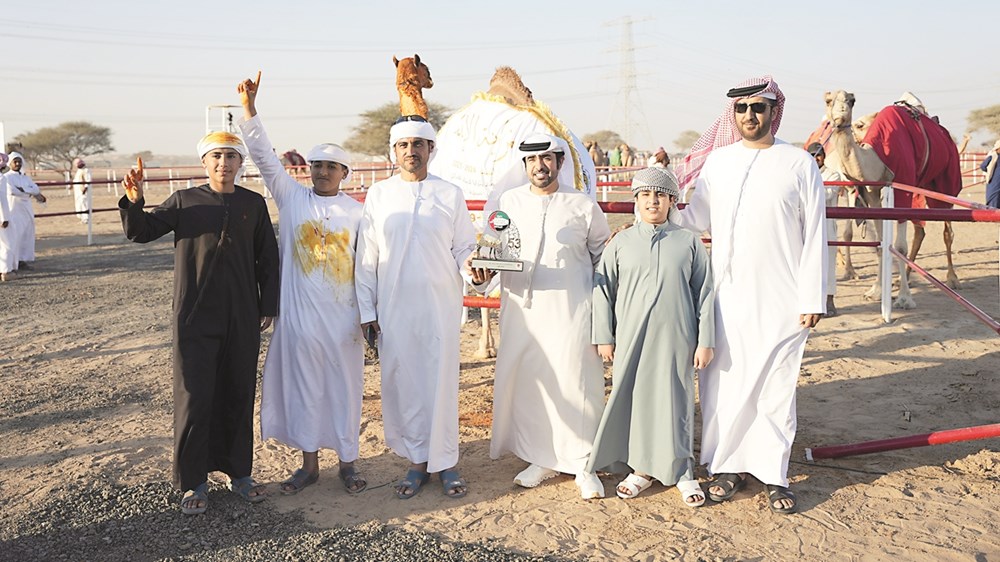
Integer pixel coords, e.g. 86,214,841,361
631,167,680,198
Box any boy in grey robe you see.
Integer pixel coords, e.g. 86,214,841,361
587,167,715,506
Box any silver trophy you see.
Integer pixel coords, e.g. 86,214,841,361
471,210,523,272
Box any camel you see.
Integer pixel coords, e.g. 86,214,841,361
586,141,608,167
393,54,433,118
428,66,597,358
860,95,962,291
821,90,914,309
620,144,634,167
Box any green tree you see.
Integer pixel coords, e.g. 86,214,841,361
967,104,1000,138
13,121,114,172
344,102,451,159
674,130,701,152
131,150,154,164
583,130,625,150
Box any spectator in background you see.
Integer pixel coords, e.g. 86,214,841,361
0,152,13,282
980,140,1000,208
3,152,46,270
807,143,843,316
648,147,670,169
73,159,92,225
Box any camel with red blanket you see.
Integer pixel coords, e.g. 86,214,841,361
815,90,916,308
862,96,963,292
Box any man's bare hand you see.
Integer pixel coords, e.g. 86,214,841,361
260,316,274,331
463,253,495,286
800,313,822,329
238,71,261,118
122,156,145,203
598,344,615,362
693,347,714,370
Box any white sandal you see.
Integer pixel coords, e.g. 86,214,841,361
677,479,705,508
514,464,558,488
575,472,605,499
616,473,653,499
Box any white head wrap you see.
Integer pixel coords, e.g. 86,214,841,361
516,132,566,160
196,132,247,159
389,119,437,164
307,143,352,184
8,151,24,163
896,91,927,115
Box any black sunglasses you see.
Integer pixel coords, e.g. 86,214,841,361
734,101,772,114
393,114,428,125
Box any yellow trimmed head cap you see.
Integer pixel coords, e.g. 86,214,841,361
197,132,247,159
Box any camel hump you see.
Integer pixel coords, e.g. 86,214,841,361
488,66,534,106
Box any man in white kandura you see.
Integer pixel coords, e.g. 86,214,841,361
0,153,13,282
237,72,367,496
469,133,611,499
73,158,92,224
673,76,826,515
807,142,844,317
355,115,477,500
3,152,46,271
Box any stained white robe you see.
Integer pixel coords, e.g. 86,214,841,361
240,116,365,458
0,176,13,274
73,167,92,224
355,173,477,473
4,170,41,263
674,140,826,487
488,183,611,474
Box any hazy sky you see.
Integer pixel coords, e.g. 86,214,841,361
3,0,997,161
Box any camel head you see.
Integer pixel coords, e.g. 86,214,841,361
853,112,878,144
487,66,533,106
824,90,856,129
393,54,433,90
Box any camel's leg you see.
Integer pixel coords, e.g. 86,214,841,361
475,307,496,359
907,223,926,280
942,221,959,289
842,215,859,280
893,221,916,309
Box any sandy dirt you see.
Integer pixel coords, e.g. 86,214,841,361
1,177,998,561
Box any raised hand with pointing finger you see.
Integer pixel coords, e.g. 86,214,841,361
238,71,262,120
122,156,145,203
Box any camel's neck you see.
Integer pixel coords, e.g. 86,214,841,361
831,126,865,182
830,125,892,183
398,84,428,118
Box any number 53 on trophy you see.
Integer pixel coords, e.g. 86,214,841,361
471,210,523,272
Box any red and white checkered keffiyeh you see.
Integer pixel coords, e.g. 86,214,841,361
674,75,785,193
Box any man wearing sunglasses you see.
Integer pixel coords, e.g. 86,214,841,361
355,114,478,500
673,76,827,515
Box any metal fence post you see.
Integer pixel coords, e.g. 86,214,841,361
880,183,894,323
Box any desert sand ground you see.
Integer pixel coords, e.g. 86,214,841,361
1,177,998,561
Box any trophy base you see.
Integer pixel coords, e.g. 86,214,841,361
471,258,523,272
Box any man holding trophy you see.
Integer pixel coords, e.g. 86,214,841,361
468,132,611,499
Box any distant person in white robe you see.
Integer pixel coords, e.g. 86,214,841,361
468,133,611,500
672,76,826,515
355,115,477,500
0,154,13,282
72,159,92,224
3,152,46,269
237,73,367,497
807,142,843,317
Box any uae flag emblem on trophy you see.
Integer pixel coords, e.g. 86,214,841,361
471,210,523,272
